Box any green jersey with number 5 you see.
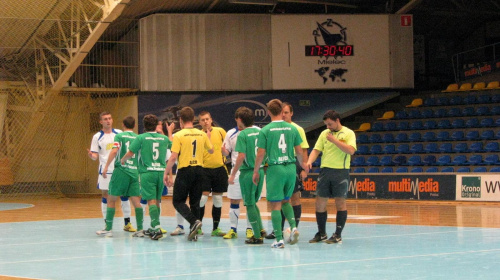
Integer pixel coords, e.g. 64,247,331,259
128,132,171,173
257,120,302,166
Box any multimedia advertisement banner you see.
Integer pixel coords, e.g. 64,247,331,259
456,175,500,201
460,59,500,80
301,173,457,200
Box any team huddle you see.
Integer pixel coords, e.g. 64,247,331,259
90,98,356,248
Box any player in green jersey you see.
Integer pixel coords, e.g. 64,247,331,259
253,99,308,249
121,114,172,240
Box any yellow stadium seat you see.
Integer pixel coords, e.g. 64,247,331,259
471,82,485,91
354,122,371,132
442,83,459,92
377,111,394,120
484,81,499,90
457,83,472,91
406,98,423,108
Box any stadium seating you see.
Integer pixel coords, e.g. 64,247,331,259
451,131,465,141
447,108,461,117
408,155,423,166
457,167,470,172
426,167,439,172
463,96,476,105
377,111,395,120
442,83,459,92
395,132,409,142
396,144,409,154
484,154,500,165
453,143,468,153
476,106,490,116
397,121,410,130
355,123,371,132
473,167,487,172
485,142,499,152
381,167,394,173
423,120,437,130
367,167,379,173
356,145,369,155
424,98,436,106
395,111,408,119
371,122,384,131
434,108,447,118
367,156,380,166
437,97,449,106
410,120,424,130
408,109,422,119
353,167,365,173
480,118,494,127
424,143,439,153
438,119,451,129
461,106,475,116
393,155,407,165
491,106,500,115
369,133,383,143
357,134,369,143
468,155,483,166
471,82,486,91
421,109,434,118
441,167,455,172
465,118,479,128
469,142,484,153
383,133,395,143
466,130,480,141
439,143,453,153
437,155,452,165
484,81,499,90
437,131,451,141
395,167,408,173
452,155,468,165
409,132,422,142
411,167,423,173
449,96,463,105
458,83,472,91
423,155,437,165
380,156,394,166
477,94,490,103
410,143,424,153
383,144,396,154
370,144,383,154
423,131,437,142
384,122,397,131
406,98,423,108
481,130,495,140
490,167,500,172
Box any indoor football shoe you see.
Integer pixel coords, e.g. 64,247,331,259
123,222,137,232
96,229,112,237
211,228,226,237
289,227,299,245
271,239,285,249
325,234,342,244
309,232,327,243
188,220,202,241
246,228,254,238
245,236,263,245
170,226,185,236
223,229,237,239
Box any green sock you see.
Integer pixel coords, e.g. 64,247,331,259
105,207,115,231
149,205,160,228
282,202,296,229
271,210,283,240
255,205,264,230
246,205,262,238
135,208,143,231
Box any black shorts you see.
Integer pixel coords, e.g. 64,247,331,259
202,166,229,193
293,160,304,194
173,166,203,205
316,168,349,198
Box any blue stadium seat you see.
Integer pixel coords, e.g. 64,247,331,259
484,154,500,165
466,118,480,128
449,96,463,105
457,167,470,172
497,131,500,140
468,155,483,166
480,118,494,127
421,109,434,119
461,107,475,117
408,109,421,119
434,108,447,118
463,95,476,104
369,133,383,143
380,156,394,166
426,167,439,172
466,130,480,141
451,131,465,141
424,98,436,106
473,167,487,172
423,120,437,130
357,134,369,143
383,133,395,143
381,167,394,173
441,167,455,172
438,119,451,129
352,157,366,166
492,94,500,103
439,143,453,153
410,143,424,154
396,144,409,154
395,111,408,119
353,167,365,173
453,143,468,153
370,144,383,154
469,142,484,153
490,167,500,172
366,156,380,166
477,95,490,104
485,142,499,152
496,118,500,127
395,132,409,142
409,132,422,142
437,155,452,165
492,106,500,115
476,106,490,116
436,97,449,106
452,119,465,128
396,167,408,173
423,131,437,142
481,130,495,140
356,145,369,155
452,155,468,165
447,108,461,117
383,144,396,154
384,122,397,131
424,143,439,153
408,155,423,166
397,121,410,131
423,155,437,166
411,167,424,173
371,122,384,131
392,155,407,165
367,167,379,173
437,131,450,141
410,120,424,130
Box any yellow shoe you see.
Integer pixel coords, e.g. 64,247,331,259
123,222,137,232
160,227,167,234
223,229,237,239
246,228,254,239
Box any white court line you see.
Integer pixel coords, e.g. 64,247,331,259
242,212,400,220
127,248,500,279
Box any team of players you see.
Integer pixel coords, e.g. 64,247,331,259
93,99,356,248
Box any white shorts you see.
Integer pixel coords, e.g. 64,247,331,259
227,171,242,199
97,174,111,191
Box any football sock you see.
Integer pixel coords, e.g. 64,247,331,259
135,207,143,231
335,210,347,237
212,206,221,230
105,207,115,231
316,211,328,235
282,202,296,229
246,205,262,238
229,203,240,230
293,205,302,227
149,205,160,228
271,210,283,241
101,197,107,219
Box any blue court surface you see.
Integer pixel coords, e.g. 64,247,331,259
1,216,499,280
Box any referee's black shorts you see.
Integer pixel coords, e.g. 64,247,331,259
201,166,228,193
316,168,349,198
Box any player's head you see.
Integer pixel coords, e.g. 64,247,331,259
323,110,342,132
143,114,158,132
99,111,113,129
122,116,135,130
282,102,293,123
198,111,213,130
156,120,164,134
267,99,283,117
179,107,195,126
235,106,254,128
159,118,170,135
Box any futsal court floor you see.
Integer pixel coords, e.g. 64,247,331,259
0,197,499,280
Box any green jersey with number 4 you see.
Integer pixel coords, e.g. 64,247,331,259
128,132,171,173
257,120,302,166
235,127,261,170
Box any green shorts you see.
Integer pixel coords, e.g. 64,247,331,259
139,171,164,201
109,167,140,197
240,168,264,206
265,164,296,202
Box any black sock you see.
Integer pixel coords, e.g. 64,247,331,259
124,217,130,225
293,205,302,227
335,210,347,237
199,206,205,222
316,211,327,235
212,206,221,230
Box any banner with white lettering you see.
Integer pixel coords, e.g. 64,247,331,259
456,175,500,201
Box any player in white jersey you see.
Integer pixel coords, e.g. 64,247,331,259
221,111,255,239
87,111,135,232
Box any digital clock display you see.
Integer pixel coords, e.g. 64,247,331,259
305,45,354,56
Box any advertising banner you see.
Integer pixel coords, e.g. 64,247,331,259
456,174,500,201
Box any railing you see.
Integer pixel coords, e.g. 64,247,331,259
452,42,500,82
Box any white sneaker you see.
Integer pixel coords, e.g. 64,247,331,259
96,230,112,237
132,230,145,237
271,239,285,249
170,226,185,236
290,227,299,245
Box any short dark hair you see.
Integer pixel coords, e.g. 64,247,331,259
198,111,211,118
99,111,111,120
179,107,195,123
267,99,283,116
122,116,135,129
235,107,254,127
323,110,340,121
143,114,158,132
282,102,293,113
